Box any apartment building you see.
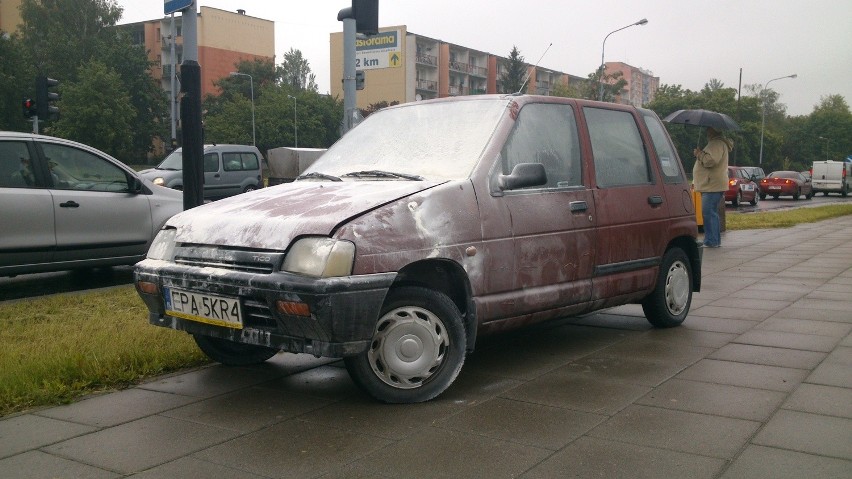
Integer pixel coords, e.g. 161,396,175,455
121,7,274,98
604,61,659,107
330,25,585,109
0,0,23,34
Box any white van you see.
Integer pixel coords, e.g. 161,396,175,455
811,160,849,197
139,144,263,200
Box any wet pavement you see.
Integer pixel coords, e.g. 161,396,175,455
1,217,851,478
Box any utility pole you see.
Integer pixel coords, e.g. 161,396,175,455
338,1,378,134
167,0,203,210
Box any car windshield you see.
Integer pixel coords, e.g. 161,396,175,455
304,98,510,181
156,150,183,170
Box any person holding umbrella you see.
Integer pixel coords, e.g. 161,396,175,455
693,127,734,248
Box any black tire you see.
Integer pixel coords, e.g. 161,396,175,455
793,188,800,200
193,335,278,366
344,286,466,403
823,192,828,197
806,189,814,200
243,184,257,194
732,191,741,207
759,192,766,200
642,247,692,328
772,195,779,199
750,192,759,206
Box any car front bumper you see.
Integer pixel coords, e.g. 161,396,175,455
134,258,396,358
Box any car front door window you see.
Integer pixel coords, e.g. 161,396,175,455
41,144,128,192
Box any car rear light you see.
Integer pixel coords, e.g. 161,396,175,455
729,179,736,186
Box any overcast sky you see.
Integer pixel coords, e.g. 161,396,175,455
119,0,851,116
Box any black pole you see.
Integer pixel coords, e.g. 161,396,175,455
180,60,204,210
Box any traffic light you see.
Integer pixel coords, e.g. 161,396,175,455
355,70,365,90
36,76,60,119
352,0,378,35
22,98,36,118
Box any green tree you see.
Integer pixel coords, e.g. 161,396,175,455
13,0,166,161
499,46,526,94
586,69,627,102
550,80,585,99
51,60,133,157
19,0,122,81
278,48,318,92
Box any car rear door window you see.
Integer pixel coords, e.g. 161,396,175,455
584,107,650,188
0,141,36,188
501,103,582,189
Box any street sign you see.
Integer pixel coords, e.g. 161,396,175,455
355,30,402,70
164,0,193,15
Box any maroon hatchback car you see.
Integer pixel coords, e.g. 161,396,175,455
135,95,702,403
725,166,759,206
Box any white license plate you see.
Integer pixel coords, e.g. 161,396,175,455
769,186,782,190
743,185,755,191
164,287,243,329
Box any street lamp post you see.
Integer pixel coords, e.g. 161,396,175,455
819,136,830,161
229,72,255,146
287,95,298,148
598,18,648,102
758,73,797,164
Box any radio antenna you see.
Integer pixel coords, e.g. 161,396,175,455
517,42,552,95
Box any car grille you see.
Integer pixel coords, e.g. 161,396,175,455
173,245,285,274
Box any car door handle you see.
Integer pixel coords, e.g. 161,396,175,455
59,201,80,208
214,174,221,178
569,201,588,212
647,195,663,206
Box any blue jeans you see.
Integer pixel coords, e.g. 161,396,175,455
701,192,723,246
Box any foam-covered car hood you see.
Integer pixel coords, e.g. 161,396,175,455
166,181,443,250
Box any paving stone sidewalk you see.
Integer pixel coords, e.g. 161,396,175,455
2,217,851,478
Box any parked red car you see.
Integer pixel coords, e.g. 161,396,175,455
759,171,813,200
725,166,759,206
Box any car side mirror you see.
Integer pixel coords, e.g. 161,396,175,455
498,163,547,191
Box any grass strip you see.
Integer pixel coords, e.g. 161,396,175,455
726,203,852,230
0,286,207,417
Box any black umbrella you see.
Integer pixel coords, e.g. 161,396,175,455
663,109,741,131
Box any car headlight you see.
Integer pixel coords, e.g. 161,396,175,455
147,228,177,261
282,237,355,277
152,177,165,186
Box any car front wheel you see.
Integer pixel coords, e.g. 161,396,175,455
193,335,278,366
344,286,466,403
642,247,692,328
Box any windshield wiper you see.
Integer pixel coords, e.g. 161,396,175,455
296,172,343,182
342,170,424,181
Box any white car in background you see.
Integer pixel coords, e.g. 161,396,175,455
0,132,183,277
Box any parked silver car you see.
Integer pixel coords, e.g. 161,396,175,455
0,132,183,277
139,144,263,200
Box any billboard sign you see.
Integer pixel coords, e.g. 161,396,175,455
355,30,402,70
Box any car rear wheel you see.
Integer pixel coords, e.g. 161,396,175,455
193,335,278,366
759,192,766,200
344,286,466,403
750,192,759,206
642,247,692,328
243,184,257,193
732,191,741,207
793,188,800,200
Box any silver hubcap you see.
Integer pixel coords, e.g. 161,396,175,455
368,306,449,389
664,260,689,316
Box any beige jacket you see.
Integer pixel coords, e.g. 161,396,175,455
693,131,733,193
